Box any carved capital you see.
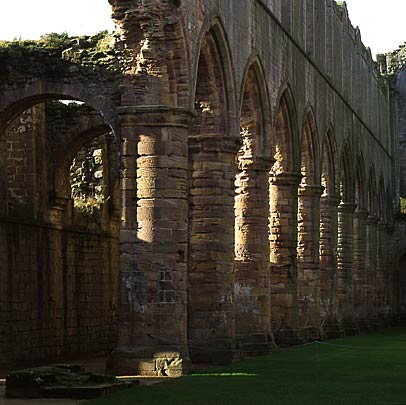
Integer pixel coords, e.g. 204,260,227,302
366,215,379,225
338,202,356,214
353,210,369,220
298,184,324,197
188,133,241,154
320,193,341,207
269,172,302,187
118,106,195,129
238,156,275,172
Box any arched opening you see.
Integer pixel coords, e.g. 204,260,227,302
366,167,379,326
0,95,120,368
269,88,301,343
398,253,406,318
337,142,357,334
319,131,340,336
188,24,238,362
234,61,272,355
352,156,368,326
376,176,388,319
297,109,321,337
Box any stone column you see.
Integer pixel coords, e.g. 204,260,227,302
188,134,239,364
269,172,302,345
352,210,369,330
297,185,323,339
365,215,380,328
319,194,343,337
385,225,395,319
108,107,192,376
376,222,388,323
234,157,273,356
337,202,359,334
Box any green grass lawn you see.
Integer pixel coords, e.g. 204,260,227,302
86,328,406,405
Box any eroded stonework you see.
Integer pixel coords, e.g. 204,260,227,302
0,0,404,376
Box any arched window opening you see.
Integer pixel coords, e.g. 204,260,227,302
336,144,357,334
2,104,46,219
269,90,300,340
297,111,321,336
69,131,118,225
234,63,271,354
352,158,368,325
0,95,120,368
319,133,340,334
188,26,237,362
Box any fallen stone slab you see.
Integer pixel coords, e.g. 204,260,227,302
6,364,138,399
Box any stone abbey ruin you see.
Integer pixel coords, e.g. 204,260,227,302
2,0,406,377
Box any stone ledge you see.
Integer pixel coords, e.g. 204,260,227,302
6,364,137,399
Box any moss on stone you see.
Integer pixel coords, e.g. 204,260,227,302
0,30,133,74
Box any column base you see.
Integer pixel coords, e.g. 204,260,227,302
323,320,345,339
237,333,275,357
107,346,190,377
368,316,383,330
302,326,323,341
377,312,392,328
188,338,240,365
273,328,308,346
356,318,373,333
342,318,360,336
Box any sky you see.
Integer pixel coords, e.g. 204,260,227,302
0,0,115,40
340,0,406,55
0,1,405,57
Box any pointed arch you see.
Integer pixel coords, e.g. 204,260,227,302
238,55,271,158
340,142,354,204
192,18,236,137
386,185,393,224
355,154,367,212
300,105,320,186
272,85,299,174
378,174,386,222
321,127,338,196
367,166,377,216
188,18,238,359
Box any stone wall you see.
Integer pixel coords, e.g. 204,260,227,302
0,221,118,367
0,101,119,368
0,0,400,376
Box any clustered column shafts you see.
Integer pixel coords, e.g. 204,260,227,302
297,184,323,333
188,134,240,364
234,156,273,355
352,210,368,327
377,222,388,321
269,172,302,343
337,202,359,334
319,194,340,334
109,109,192,376
365,215,379,327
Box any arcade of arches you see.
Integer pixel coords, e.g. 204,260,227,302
1,0,406,376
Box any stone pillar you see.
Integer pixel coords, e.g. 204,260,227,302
352,210,369,330
365,215,380,328
377,222,388,323
297,185,323,339
319,194,343,337
269,172,302,345
385,225,395,319
337,202,359,334
234,157,273,356
188,134,239,364
108,107,192,376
